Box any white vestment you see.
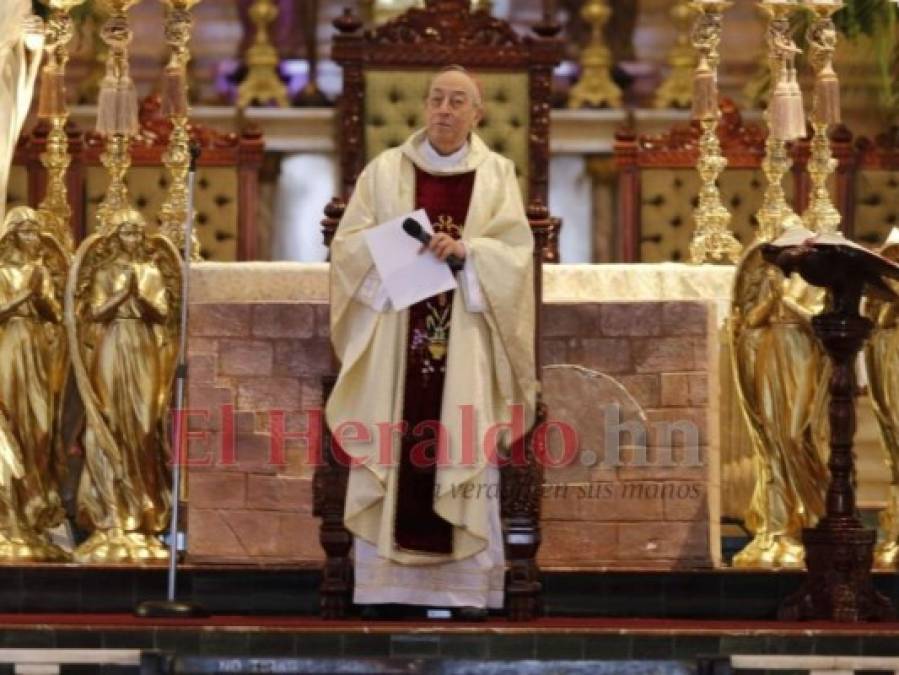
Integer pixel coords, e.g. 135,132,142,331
0,1,43,226
327,130,537,607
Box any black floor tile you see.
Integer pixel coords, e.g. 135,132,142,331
488,634,536,659
582,634,631,659
534,634,585,659
389,634,441,657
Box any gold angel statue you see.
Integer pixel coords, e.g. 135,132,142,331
864,234,899,567
0,207,69,560
66,207,182,563
729,239,830,567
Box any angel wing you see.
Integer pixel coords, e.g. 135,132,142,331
864,242,899,444
728,242,774,451
37,232,72,489
64,232,122,477
145,232,183,414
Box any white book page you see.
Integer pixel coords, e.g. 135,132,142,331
363,209,457,311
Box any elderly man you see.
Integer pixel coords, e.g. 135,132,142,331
326,66,537,618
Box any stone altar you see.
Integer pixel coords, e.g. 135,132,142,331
184,262,734,569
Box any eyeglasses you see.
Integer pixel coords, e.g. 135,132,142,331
426,92,472,111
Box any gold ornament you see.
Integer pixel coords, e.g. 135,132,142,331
654,0,697,109
687,0,742,264
755,0,804,244
65,208,182,563
802,0,843,235
236,0,288,108
567,0,621,109
33,2,82,251
0,207,70,561
94,0,141,228
158,0,202,260
729,240,829,568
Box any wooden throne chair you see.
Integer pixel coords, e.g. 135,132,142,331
313,0,563,621
845,127,899,247
613,100,844,262
81,96,265,260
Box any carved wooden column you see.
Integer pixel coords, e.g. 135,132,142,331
764,242,896,622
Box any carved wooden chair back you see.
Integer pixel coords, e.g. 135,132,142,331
614,101,814,262
81,96,265,260
846,128,899,247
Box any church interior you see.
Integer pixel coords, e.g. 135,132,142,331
3,0,899,672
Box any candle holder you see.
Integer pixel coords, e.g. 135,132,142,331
94,0,142,229
802,0,843,235
35,0,87,251
654,0,697,109
236,0,288,107
158,0,203,259
567,0,621,109
755,0,804,243
687,0,742,264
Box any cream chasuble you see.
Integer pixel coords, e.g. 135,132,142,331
0,1,43,226
327,130,537,607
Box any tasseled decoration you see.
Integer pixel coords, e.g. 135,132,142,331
691,56,718,120
37,65,66,119
813,64,841,126
96,64,138,136
161,66,188,118
770,62,806,141
785,66,807,139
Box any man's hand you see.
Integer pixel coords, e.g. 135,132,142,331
425,233,465,262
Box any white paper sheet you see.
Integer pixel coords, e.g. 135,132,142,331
363,209,457,310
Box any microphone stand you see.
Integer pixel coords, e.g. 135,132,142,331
135,144,208,618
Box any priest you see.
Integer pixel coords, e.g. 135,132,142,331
326,66,537,617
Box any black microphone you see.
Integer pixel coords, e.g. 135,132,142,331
402,218,464,273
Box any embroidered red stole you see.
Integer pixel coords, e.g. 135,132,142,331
394,166,476,555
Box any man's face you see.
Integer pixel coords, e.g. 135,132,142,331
424,70,483,155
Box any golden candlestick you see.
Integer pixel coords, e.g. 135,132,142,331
654,0,697,109
755,0,804,243
802,0,842,235
567,0,621,109
236,0,288,108
35,0,87,251
159,0,202,260
94,0,141,229
688,0,741,264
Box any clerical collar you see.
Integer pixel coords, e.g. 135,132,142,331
420,138,470,171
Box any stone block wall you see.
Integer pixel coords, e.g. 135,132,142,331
538,301,720,569
185,302,330,564
185,297,720,569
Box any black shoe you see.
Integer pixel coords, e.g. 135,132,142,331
451,606,488,622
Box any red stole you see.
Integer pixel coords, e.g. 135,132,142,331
394,166,476,555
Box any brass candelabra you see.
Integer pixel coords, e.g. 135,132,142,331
94,0,141,230
236,0,288,108
755,0,804,243
159,0,202,259
567,0,621,109
654,0,697,109
688,0,742,264
802,0,843,235
36,0,86,251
